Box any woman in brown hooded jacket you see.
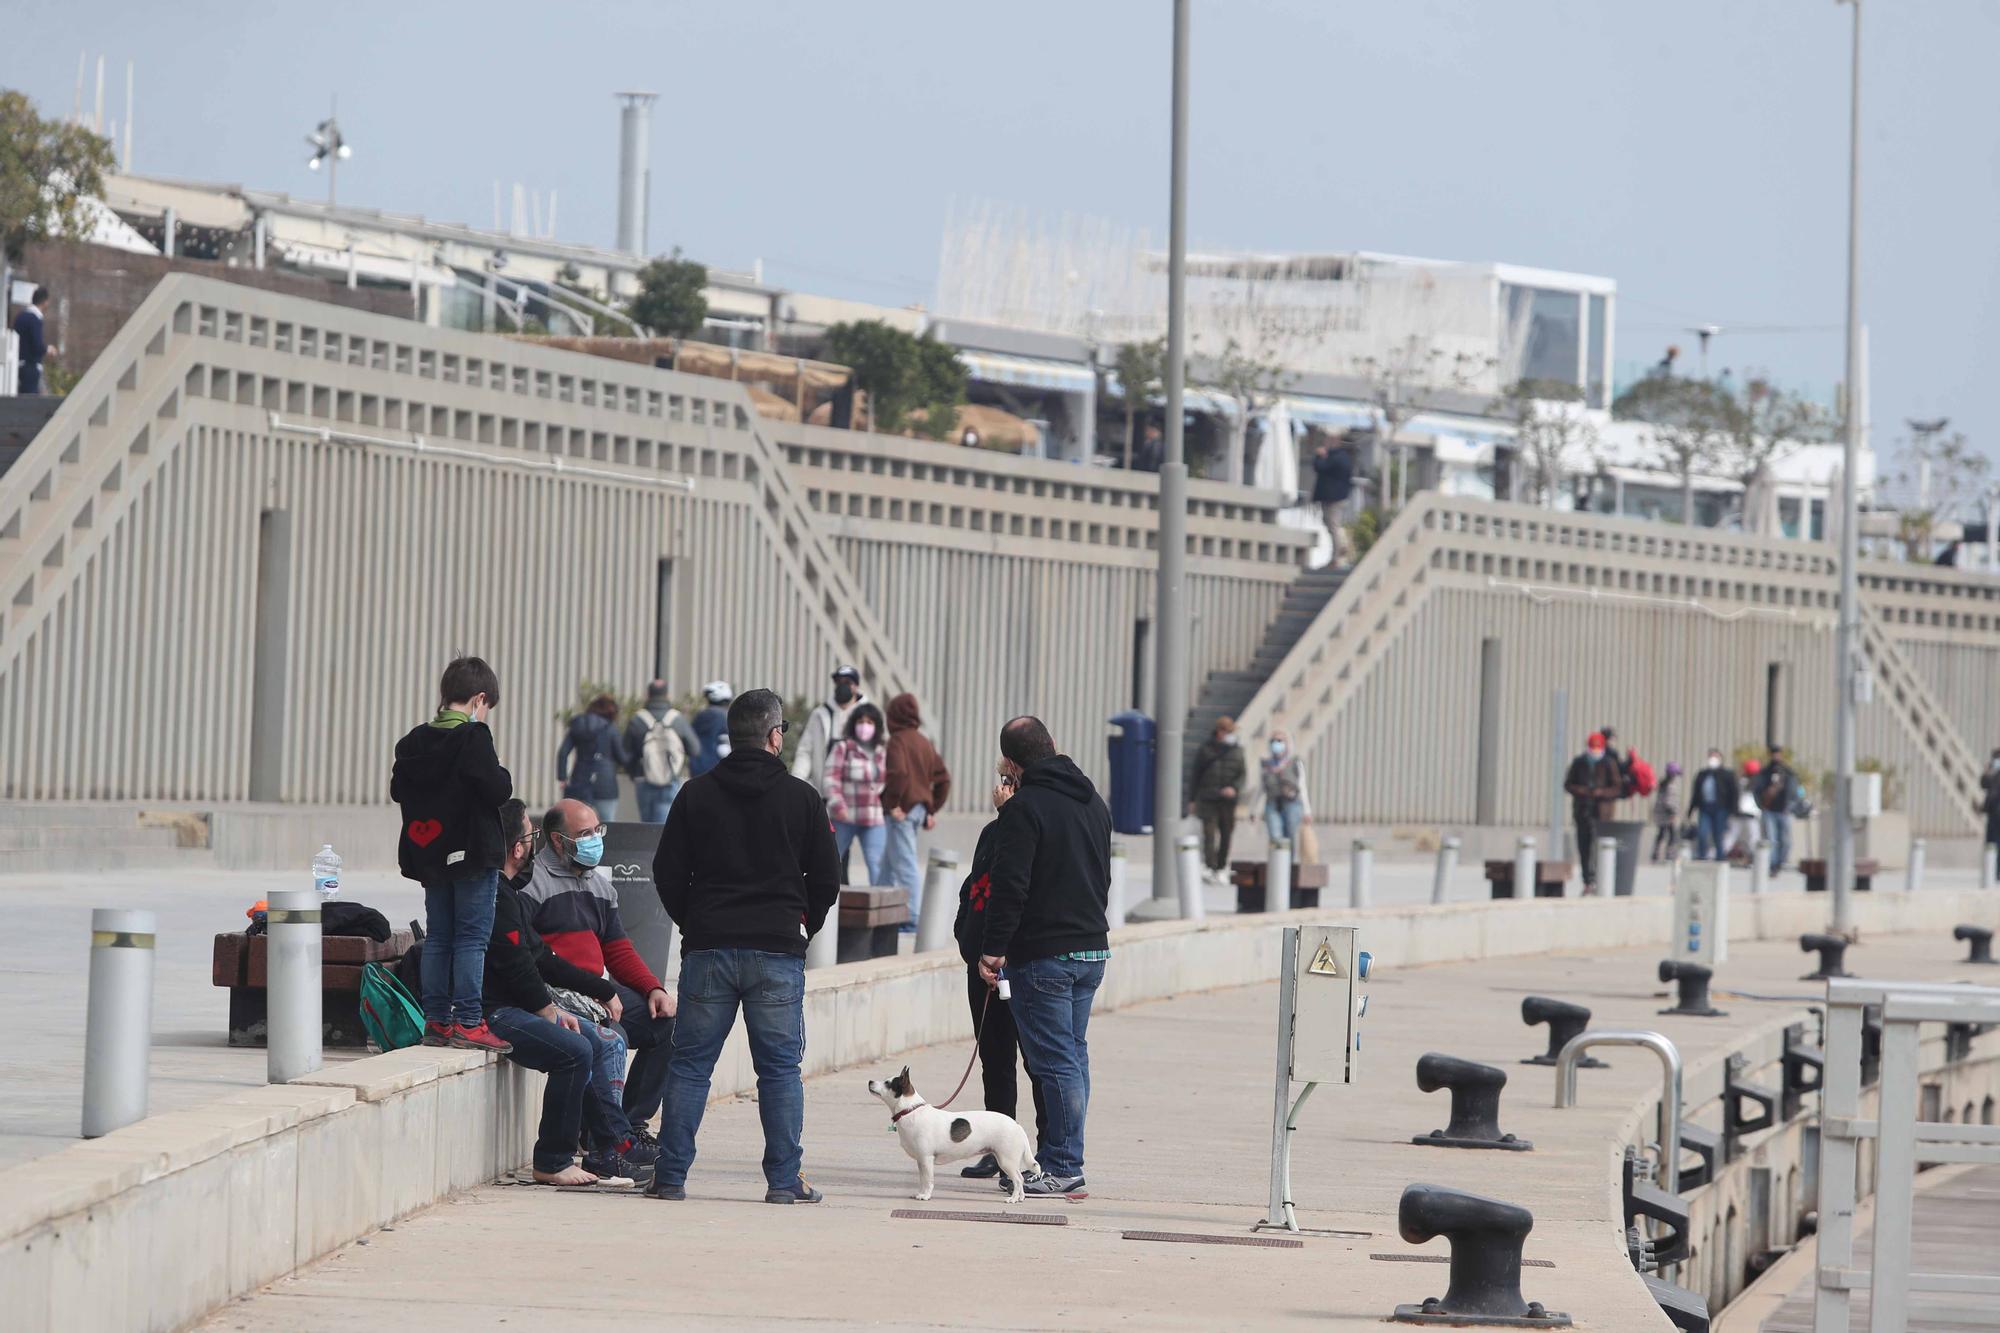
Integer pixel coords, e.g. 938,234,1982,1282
882,693,953,934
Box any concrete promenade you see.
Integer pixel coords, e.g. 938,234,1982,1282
1,823,1979,1172
195,928,1993,1331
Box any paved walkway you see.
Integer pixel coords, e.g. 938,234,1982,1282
195,930,1993,1330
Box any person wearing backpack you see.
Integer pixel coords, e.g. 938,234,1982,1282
390,655,515,1052
625,679,702,824
558,694,627,823
791,666,866,797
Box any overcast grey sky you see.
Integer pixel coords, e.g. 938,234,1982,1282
12,0,1998,468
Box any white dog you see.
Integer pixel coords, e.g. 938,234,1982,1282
868,1066,1039,1203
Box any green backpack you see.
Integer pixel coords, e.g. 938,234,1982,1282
358,961,426,1052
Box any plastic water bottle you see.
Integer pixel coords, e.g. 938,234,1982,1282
312,844,342,900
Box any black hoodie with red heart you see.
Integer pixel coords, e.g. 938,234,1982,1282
390,717,513,884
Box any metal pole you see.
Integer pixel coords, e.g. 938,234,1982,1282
1514,835,1536,900
1831,0,1863,935
1431,834,1459,905
81,908,155,1137
915,848,959,953
1983,841,1996,891
806,911,840,969
1595,836,1617,900
1267,836,1292,914
1548,689,1568,857
1108,840,1128,927
265,890,322,1083
1152,0,1193,909
1905,838,1925,894
1751,842,1770,895
1349,837,1373,909
1176,832,1206,921
1263,927,1301,1229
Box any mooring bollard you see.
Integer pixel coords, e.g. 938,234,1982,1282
1350,837,1374,909
1906,838,1926,894
806,911,840,969
1265,836,1292,915
1658,959,1726,1018
1107,840,1128,927
1431,835,1460,905
1955,923,1996,965
1411,1053,1532,1151
82,907,156,1137
1390,1184,1570,1327
1176,833,1206,921
1750,841,1770,895
1520,996,1606,1069
266,889,323,1084
1594,836,1616,897
1513,835,1536,900
915,848,960,953
1799,932,1853,981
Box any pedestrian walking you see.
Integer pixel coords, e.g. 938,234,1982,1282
883,693,952,936
791,666,866,797
1754,746,1800,873
12,287,51,394
1728,759,1763,861
1687,749,1738,861
951,761,1046,1183
1982,748,2000,855
1260,730,1306,846
1563,732,1622,893
647,689,839,1203
689,682,733,778
825,702,890,886
1311,434,1355,562
1188,717,1247,882
1650,763,1683,862
558,694,627,823
390,655,514,1052
624,679,700,823
976,716,1111,1196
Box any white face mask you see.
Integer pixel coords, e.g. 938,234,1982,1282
1707,756,1722,769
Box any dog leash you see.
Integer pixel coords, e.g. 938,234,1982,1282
930,986,993,1113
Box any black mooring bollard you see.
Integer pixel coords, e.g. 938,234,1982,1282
1955,923,1997,965
1861,1006,1882,1087
1799,932,1852,981
1391,1184,1572,1328
1780,1022,1825,1121
1658,959,1726,1017
1412,1053,1532,1152
1520,996,1607,1068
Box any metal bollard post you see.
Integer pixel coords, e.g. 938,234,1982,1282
1985,842,1996,889
1907,838,1926,894
1349,837,1373,909
82,908,156,1137
266,889,323,1083
1176,833,1206,921
1431,835,1460,905
915,848,960,953
1513,835,1536,900
1266,836,1292,914
1750,841,1770,895
1107,840,1128,927
806,910,840,969
1594,837,1617,898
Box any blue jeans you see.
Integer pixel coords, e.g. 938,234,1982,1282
636,780,678,824
834,821,887,886
582,1019,632,1152
487,1005,618,1173
1264,798,1304,844
420,868,499,1027
1694,806,1730,860
883,804,926,931
1762,811,1792,871
657,949,807,1190
1005,954,1106,1179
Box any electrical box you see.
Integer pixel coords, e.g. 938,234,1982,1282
1672,861,1729,966
1288,926,1366,1084
1851,771,1883,819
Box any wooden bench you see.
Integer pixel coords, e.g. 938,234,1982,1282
837,888,908,963
1230,860,1329,913
211,928,414,1047
1800,858,1879,893
1484,859,1576,899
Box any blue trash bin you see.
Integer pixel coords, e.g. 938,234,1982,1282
1107,711,1156,835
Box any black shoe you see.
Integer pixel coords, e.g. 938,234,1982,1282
961,1153,1001,1179
644,1178,686,1201
629,1124,659,1151
581,1148,653,1187
765,1176,824,1204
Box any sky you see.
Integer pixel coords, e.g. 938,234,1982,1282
11,0,1999,474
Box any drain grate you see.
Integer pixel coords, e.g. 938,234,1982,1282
1123,1231,1303,1249
1371,1253,1555,1268
891,1209,1068,1226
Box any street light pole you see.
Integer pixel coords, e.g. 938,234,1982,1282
1831,0,1863,933
1153,0,1193,908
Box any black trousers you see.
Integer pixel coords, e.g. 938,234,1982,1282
1198,798,1237,872
967,966,1047,1142
1574,806,1601,886
610,980,677,1127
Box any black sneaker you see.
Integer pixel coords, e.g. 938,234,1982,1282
1022,1172,1084,1196
580,1149,652,1187
765,1176,824,1204
629,1124,659,1151
644,1178,686,1201
614,1136,660,1170
961,1153,1001,1179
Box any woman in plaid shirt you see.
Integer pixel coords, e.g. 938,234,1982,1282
826,703,889,885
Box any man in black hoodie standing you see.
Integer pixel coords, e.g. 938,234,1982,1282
646,688,840,1204
977,716,1111,1197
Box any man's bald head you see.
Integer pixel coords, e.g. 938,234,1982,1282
543,798,600,841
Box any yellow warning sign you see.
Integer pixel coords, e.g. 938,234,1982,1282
1307,938,1342,977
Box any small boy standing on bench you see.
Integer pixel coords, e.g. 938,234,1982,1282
392,655,515,1052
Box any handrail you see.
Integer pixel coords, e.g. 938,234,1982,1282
1555,1028,1683,1184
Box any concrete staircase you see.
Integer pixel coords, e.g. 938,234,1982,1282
1183,563,1348,780
0,397,60,478
0,803,215,874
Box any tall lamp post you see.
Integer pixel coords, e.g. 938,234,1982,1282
1831,0,1863,933
1152,0,1193,907
305,104,351,207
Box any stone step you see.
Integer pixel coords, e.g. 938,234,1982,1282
0,823,185,851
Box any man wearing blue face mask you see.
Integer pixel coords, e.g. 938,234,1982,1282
522,798,679,1142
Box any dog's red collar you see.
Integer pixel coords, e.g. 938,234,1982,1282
890,1100,928,1124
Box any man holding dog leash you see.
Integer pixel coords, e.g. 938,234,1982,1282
976,716,1112,1197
